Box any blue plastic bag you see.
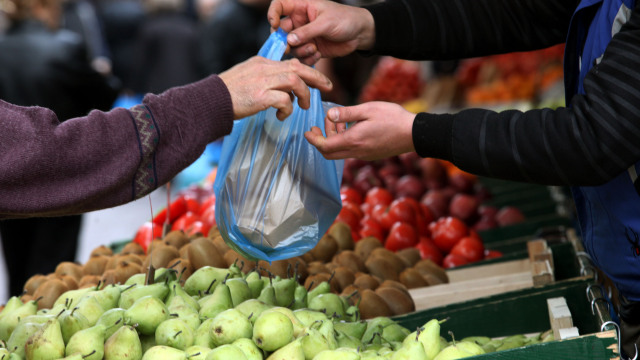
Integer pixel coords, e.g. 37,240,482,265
213,29,344,262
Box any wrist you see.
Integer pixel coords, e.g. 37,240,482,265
356,7,375,51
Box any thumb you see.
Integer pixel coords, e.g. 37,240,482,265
326,105,367,124
287,21,331,46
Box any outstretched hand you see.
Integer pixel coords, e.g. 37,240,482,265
219,56,332,120
268,0,375,65
306,102,416,160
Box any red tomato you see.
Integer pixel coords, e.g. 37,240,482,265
419,203,435,225
199,195,216,215
186,221,211,237
371,204,395,231
172,211,201,231
385,222,418,252
185,197,201,214
351,230,361,243
133,221,163,252
341,186,363,205
342,201,364,220
364,187,394,208
360,216,385,235
442,253,469,269
200,205,216,227
152,196,188,225
387,198,418,227
450,236,485,262
359,225,385,242
335,207,360,231
415,237,443,266
484,249,504,260
431,216,469,253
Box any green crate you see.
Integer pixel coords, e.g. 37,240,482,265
478,215,572,244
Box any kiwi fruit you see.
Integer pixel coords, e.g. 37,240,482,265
115,262,143,284
163,230,189,249
328,222,354,251
120,241,146,256
399,268,431,289
208,226,221,239
90,245,113,258
365,256,399,282
354,237,382,260
54,262,84,282
168,258,193,283
304,273,332,292
375,286,415,315
368,248,406,273
78,275,101,288
187,237,225,269
301,252,315,264
33,278,69,310
59,275,78,290
378,279,411,297
307,262,330,276
309,233,339,262
358,289,393,319
287,257,308,282
353,273,380,290
143,245,180,270
179,243,191,259
83,255,109,276
422,273,445,286
147,239,169,254
414,259,449,283
332,266,355,293
396,248,422,268
211,236,231,256
258,260,290,278
100,269,119,286
332,250,365,273
23,274,47,295
21,294,33,303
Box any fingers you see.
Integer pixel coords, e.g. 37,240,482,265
267,0,290,29
326,104,369,124
283,58,332,93
267,90,295,121
287,21,332,48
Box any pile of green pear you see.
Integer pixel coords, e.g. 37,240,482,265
0,261,554,360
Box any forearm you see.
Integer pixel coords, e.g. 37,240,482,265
414,5,640,186
364,0,576,60
0,74,233,218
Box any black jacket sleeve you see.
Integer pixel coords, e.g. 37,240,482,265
365,0,640,186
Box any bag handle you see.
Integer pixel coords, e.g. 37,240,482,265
258,28,288,61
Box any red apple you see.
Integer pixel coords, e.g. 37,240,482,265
449,193,479,224
418,158,447,189
495,206,526,226
395,174,426,200
421,189,450,219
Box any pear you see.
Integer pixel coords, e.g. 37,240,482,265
140,333,157,354
256,284,277,306
413,319,442,360
292,284,307,310
209,309,252,346
74,296,105,327
198,282,233,320
225,278,253,307
186,345,212,360
193,318,215,348
392,336,427,360
267,338,304,360
96,307,126,339
334,321,367,340
433,343,479,360
252,311,293,352
308,294,346,320
306,282,330,306
293,309,328,327
0,348,10,357
263,307,305,338
155,318,195,350
460,336,490,346
165,282,200,311
104,325,142,360
124,295,169,335
6,321,43,358
124,273,147,286
58,307,91,344
335,329,361,349
245,272,265,298
235,299,272,325
60,353,89,360
85,284,122,310
382,323,410,343
455,341,485,355
52,287,96,310
25,319,66,360
142,345,188,360
316,320,338,349
167,296,201,330
232,338,263,360
19,313,57,325
118,283,170,309
272,277,296,308
65,324,105,360
205,344,247,360
0,299,38,341
0,296,24,316
312,348,360,360
300,325,333,360
183,266,232,296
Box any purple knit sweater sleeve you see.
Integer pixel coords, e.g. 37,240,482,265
0,74,233,218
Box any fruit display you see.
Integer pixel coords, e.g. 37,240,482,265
0,264,557,360
358,57,424,105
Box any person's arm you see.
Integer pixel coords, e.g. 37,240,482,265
414,3,640,186
364,0,577,60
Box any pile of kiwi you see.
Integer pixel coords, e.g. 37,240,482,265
18,222,447,319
